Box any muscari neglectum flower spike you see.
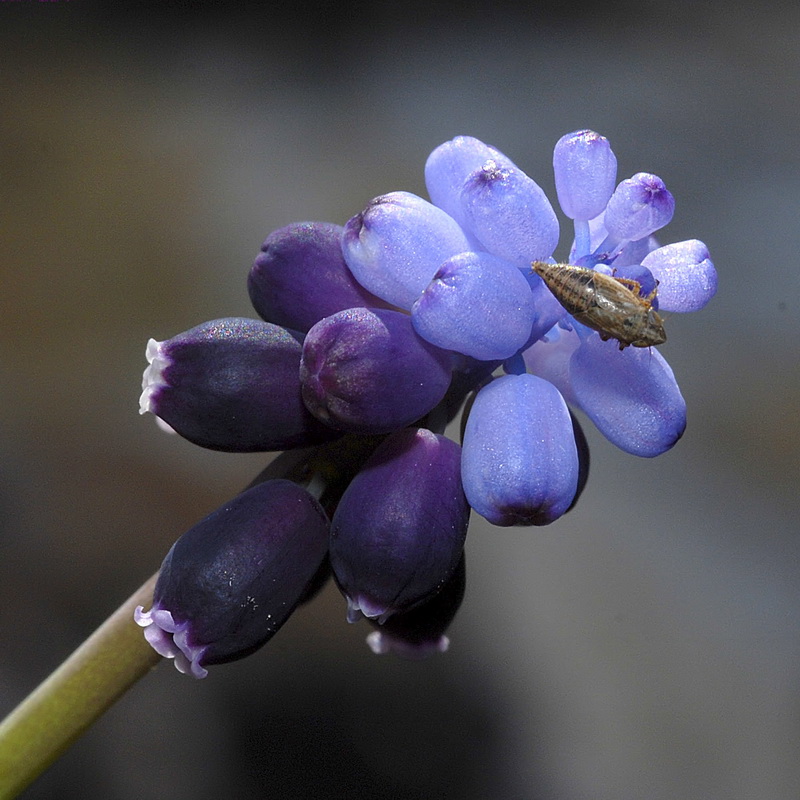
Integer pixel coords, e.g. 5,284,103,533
133,128,717,675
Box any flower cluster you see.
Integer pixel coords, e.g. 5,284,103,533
136,131,717,676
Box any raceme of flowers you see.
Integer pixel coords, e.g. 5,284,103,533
135,130,717,677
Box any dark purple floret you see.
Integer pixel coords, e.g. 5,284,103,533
299,308,453,434
248,221,391,333
135,479,330,678
329,427,470,622
141,318,339,452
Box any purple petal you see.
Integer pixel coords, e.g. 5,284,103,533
136,479,330,677
641,239,717,312
570,335,686,457
461,374,579,526
300,308,452,434
329,428,469,622
411,251,535,360
248,222,390,333
460,161,559,267
341,191,471,310
604,173,675,242
140,318,337,452
553,130,618,221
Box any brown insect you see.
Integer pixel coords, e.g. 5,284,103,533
532,261,666,350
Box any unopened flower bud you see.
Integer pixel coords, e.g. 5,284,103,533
460,161,559,266
411,251,535,360
300,308,452,434
604,173,675,242
424,135,514,232
569,336,686,457
553,130,618,221
641,239,717,312
248,221,390,333
342,191,472,310
461,373,579,526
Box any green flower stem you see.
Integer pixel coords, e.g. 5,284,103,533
0,573,161,799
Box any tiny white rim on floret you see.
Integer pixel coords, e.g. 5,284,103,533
366,631,450,659
139,338,168,415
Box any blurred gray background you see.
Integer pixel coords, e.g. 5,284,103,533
1,2,798,798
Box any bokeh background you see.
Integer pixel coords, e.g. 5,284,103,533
2,2,798,798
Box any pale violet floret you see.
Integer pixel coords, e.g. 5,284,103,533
461,373,579,526
411,251,536,360
523,330,687,457
341,191,471,310
641,240,717,312
424,135,515,234
553,130,618,222
460,160,559,267
603,172,675,244
570,336,686,457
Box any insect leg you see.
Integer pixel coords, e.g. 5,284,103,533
610,276,643,295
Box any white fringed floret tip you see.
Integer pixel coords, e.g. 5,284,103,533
139,338,166,415
366,631,450,659
134,605,208,679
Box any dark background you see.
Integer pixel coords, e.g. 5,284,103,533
1,3,798,798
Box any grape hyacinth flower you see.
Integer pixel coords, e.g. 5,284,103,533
135,480,329,678
136,129,717,675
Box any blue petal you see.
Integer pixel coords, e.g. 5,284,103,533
341,191,471,310
424,136,514,235
553,130,618,221
461,374,579,526
460,162,559,267
569,335,686,457
411,251,535,360
641,239,717,312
